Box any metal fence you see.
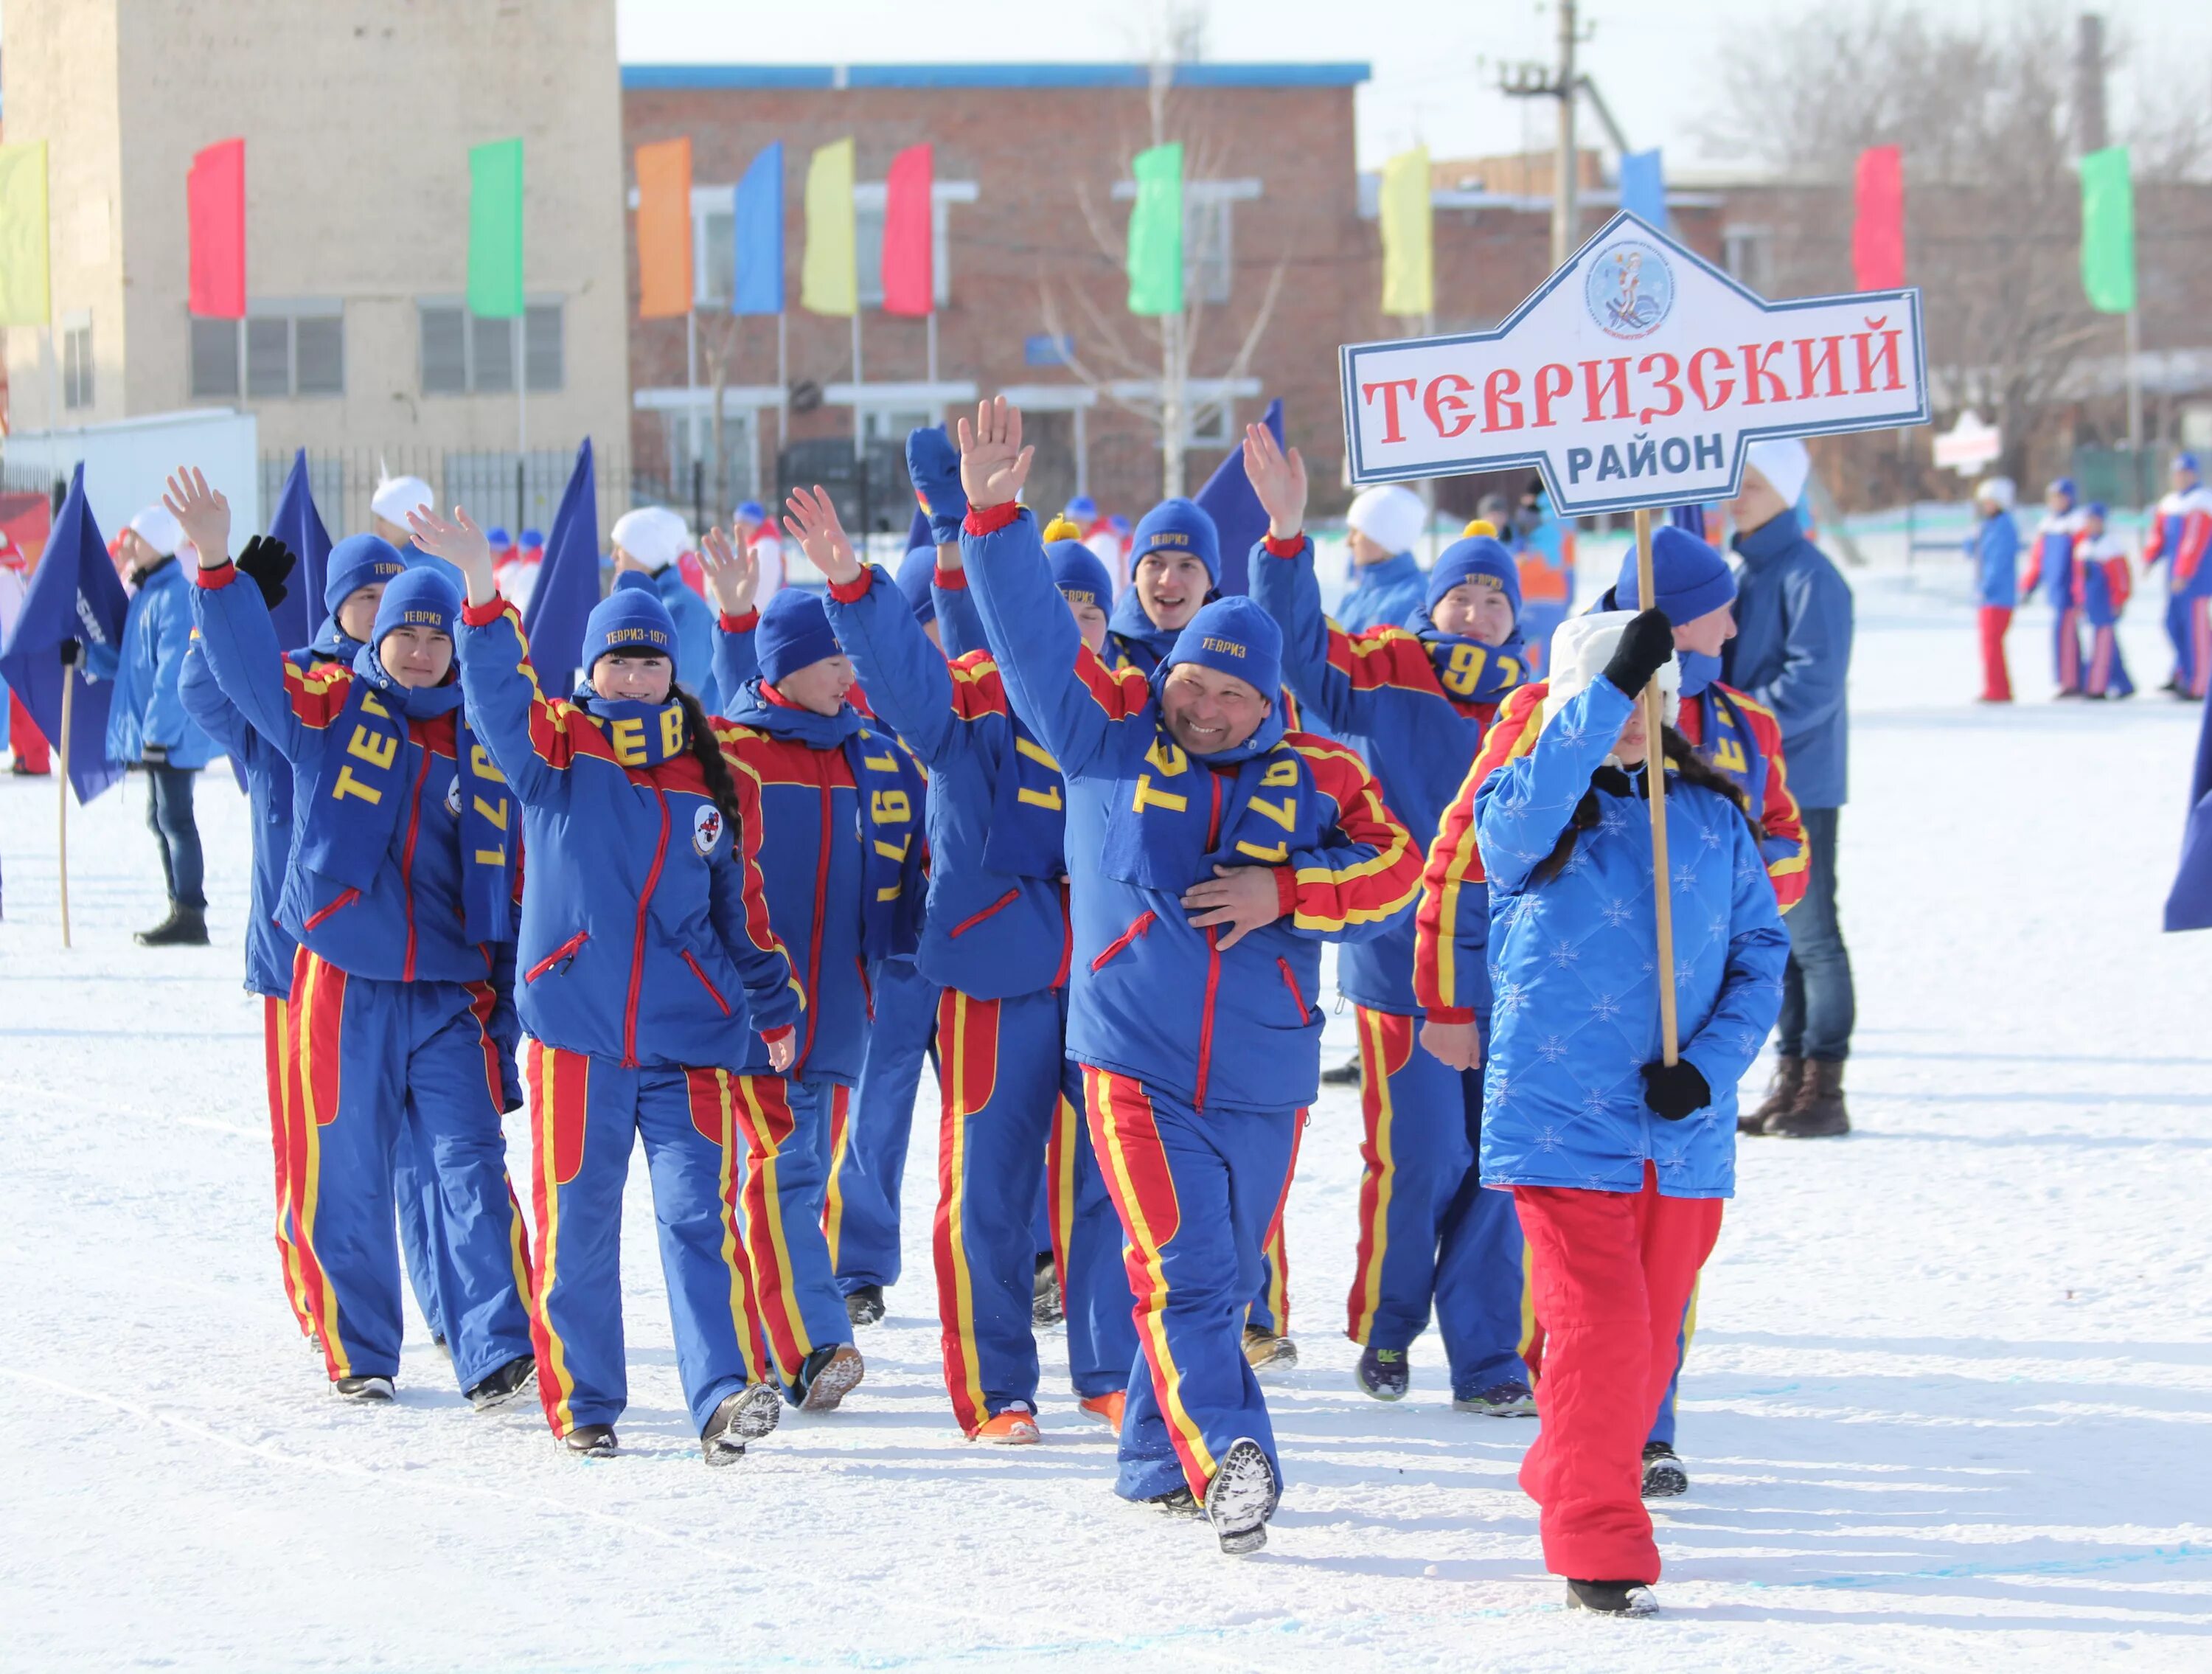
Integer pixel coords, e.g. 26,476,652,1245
251,444,658,543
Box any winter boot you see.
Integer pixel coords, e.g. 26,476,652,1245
796,1342,866,1411
973,1406,1041,1445
1242,1324,1298,1373
1565,1579,1658,1616
1032,1254,1063,1327
701,1383,782,1465
844,1284,886,1327
1453,1378,1537,1417
1205,1439,1278,1555
1741,1055,1803,1134
465,1354,538,1411
563,1423,617,1456
1354,1344,1410,1401
1319,1055,1363,1087
1079,1390,1126,1432
136,903,209,947
1144,1484,1201,1517
333,1375,394,1402
1641,1442,1688,1498
1768,1058,1849,1138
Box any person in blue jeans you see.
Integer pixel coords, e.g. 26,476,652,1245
1726,440,1854,1138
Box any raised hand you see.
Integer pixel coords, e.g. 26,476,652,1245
161,467,232,568
956,396,1034,510
782,485,862,586
1242,423,1308,541
408,505,498,607
699,524,761,617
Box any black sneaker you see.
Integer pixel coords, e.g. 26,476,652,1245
1565,1578,1657,1616
466,1354,538,1411
333,1375,394,1402
1032,1254,1063,1327
701,1383,783,1465
845,1285,886,1327
136,904,209,947
1318,1055,1363,1086
1641,1442,1688,1498
1144,1485,1202,1517
563,1423,617,1456
1205,1438,1278,1555
1354,1344,1409,1401
796,1342,865,1411
1453,1378,1537,1417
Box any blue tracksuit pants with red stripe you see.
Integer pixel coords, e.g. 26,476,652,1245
1245,1112,1305,1338
1085,1068,1299,1503
935,987,1133,1433
1345,1007,1528,1395
731,1072,855,1403
285,949,535,1391
830,955,940,1295
523,1043,773,1436
2052,605,2085,693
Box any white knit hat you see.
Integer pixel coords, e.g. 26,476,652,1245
1744,438,1811,508
370,474,435,529
1974,476,2017,510
128,504,183,557
1345,484,1426,557
1543,609,1680,729
609,506,689,573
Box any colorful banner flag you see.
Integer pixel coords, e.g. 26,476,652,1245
0,465,130,803
0,140,52,327
636,137,693,321
1127,142,1183,317
1620,149,1666,233
521,440,601,689
2081,145,2135,315
1378,147,1433,317
734,142,785,316
467,139,525,319
1851,145,1905,293
802,138,858,316
882,142,934,318
187,139,246,319
1195,397,1283,597
265,449,332,650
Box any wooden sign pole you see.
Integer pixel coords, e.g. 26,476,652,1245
1632,507,1677,1064
57,663,74,949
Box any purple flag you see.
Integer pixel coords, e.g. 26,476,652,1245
265,449,333,649
1194,397,1282,597
0,465,131,803
521,440,600,690
2164,692,2212,931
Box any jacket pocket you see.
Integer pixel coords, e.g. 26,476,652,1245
1276,957,1311,1027
681,949,731,1016
302,887,361,931
525,929,590,984
1089,909,1157,973
949,889,1019,938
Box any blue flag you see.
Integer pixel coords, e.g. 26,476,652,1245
2164,692,2212,931
734,142,785,316
905,506,931,555
522,439,600,690
1620,149,1666,230
0,465,131,803
265,448,333,649
1194,397,1282,597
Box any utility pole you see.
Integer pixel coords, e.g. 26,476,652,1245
1552,0,1579,268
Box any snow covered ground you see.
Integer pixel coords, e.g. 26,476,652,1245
4,555,2209,1672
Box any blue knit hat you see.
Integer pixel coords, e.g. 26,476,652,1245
324,533,408,617
757,589,842,685
2176,453,2202,477
485,527,512,552
581,586,678,676
519,527,544,549
1132,497,1220,582
1425,534,1522,619
1065,495,1099,522
736,501,766,523
2048,476,2076,504
2086,501,2110,523
1048,541,1113,610
1166,596,1281,702
896,545,938,625
1613,524,1737,622
370,564,458,645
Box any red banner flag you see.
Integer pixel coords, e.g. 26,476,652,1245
881,142,933,317
187,139,246,318
1852,145,1905,292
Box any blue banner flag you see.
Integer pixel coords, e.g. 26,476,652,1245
521,439,600,690
734,142,785,316
0,464,130,802
265,448,333,649
1620,149,1666,230
1194,397,1282,597
2164,690,2212,931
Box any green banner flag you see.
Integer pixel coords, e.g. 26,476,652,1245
1127,142,1183,317
2080,145,2135,315
468,139,525,319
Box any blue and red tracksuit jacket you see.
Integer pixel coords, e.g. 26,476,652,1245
191,563,503,987
960,504,1423,1115
455,598,800,1071
2143,488,2212,600
824,563,1072,1001
2073,532,2134,627
2022,510,2085,605
1251,531,1523,1016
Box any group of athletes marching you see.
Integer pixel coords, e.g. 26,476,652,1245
164,393,1815,1616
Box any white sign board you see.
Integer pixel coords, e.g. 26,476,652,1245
4,408,261,542
1932,409,2003,474
1340,212,1929,515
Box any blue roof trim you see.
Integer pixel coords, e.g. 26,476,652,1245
622,63,1369,91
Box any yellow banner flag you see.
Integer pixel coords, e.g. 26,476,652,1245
1379,146,1433,318
0,141,52,327
801,137,857,317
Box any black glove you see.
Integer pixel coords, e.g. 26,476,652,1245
235,535,297,613
1601,608,1674,697
1640,1059,1711,1122
58,638,80,667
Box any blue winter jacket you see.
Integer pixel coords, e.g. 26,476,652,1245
1968,511,2020,608
961,505,1422,1115
1477,675,1789,1197
456,600,799,1071
650,568,723,714
1335,549,1427,633
826,562,1071,1001
1726,508,1853,809
90,558,215,769
1251,533,1523,1015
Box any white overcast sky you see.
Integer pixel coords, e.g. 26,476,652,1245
616,0,2212,172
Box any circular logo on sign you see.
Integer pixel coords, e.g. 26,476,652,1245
1585,240,1674,340
693,803,723,857
445,776,462,818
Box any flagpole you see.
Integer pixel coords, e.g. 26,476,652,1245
1633,506,1678,1064
56,658,73,949
515,314,529,531
777,311,790,485
851,312,864,460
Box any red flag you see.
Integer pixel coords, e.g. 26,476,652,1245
187,138,246,318
881,142,933,317
1852,145,1905,292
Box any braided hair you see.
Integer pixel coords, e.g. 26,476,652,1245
1528,726,1756,886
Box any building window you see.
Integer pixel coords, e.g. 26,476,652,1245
63,316,93,409
1722,225,1773,296
419,299,563,395
191,302,345,400
1186,198,1233,305
1186,395,1235,447
189,316,239,398
699,206,737,305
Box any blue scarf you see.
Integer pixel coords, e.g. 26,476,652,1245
720,679,926,959
295,644,515,947
1098,680,1309,892
982,717,1068,880
1407,617,1531,708
1107,586,1216,676
570,687,689,768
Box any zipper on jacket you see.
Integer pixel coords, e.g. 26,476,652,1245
797,757,835,1070
398,738,434,982
525,929,590,984
1193,771,1227,1111
303,886,360,931
1089,909,1156,972
950,889,1018,938
682,949,731,1015
622,788,672,1066
1277,957,1310,1026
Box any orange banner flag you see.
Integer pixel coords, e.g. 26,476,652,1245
636,137,692,320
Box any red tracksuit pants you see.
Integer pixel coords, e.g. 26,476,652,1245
1513,1165,1722,1583
1977,605,2014,702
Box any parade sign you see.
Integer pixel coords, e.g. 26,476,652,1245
1339,212,1929,515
